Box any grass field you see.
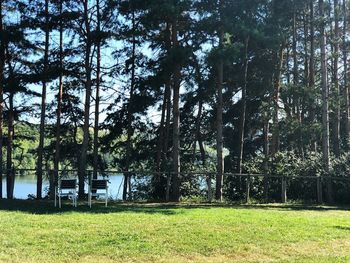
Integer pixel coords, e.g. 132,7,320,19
0,200,350,262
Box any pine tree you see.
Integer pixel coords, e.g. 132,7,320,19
0,0,5,199
319,0,332,202
54,0,64,186
78,0,93,198
36,0,50,199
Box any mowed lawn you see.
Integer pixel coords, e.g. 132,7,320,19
0,200,350,262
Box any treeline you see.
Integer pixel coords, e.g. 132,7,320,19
1,0,350,203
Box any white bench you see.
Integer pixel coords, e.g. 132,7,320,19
88,179,109,208
55,179,78,208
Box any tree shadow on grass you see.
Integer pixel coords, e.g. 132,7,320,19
333,226,350,231
0,199,349,215
0,199,182,215
139,202,350,212
237,203,350,212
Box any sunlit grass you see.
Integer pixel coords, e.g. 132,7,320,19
0,200,349,262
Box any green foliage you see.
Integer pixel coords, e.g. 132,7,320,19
240,151,350,202
1,123,39,170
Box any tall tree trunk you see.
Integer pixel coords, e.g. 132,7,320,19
333,0,341,157
164,85,172,161
196,99,206,166
193,61,206,167
54,0,63,185
163,23,172,172
263,118,269,199
123,10,136,201
302,10,309,156
293,11,298,86
309,0,317,152
78,0,92,198
171,20,181,202
6,93,14,199
156,23,171,174
196,98,211,201
271,44,285,155
319,0,332,203
343,0,350,145
0,0,4,199
237,36,249,174
215,0,224,201
154,84,168,199
293,10,304,157
93,0,101,180
164,84,172,202
6,54,15,199
303,11,309,93
156,85,172,172
36,0,50,199
156,86,168,172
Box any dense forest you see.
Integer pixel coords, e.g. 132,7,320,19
1,0,350,203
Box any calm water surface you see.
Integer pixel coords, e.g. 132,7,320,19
1,174,124,200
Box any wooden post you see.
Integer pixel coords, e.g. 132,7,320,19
49,170,55,200
317,176,323,203
127,173,132,201
263,174,269,200
281,176,287,203
245,175,250,203
88,170,92,200
207,174,212,202
165,172,171,202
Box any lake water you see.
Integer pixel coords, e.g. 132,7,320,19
1,174,124,200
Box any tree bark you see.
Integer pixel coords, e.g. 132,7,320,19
154,84,168,200
156,86,168,172
215,0,224,201
6,93,14,199
156,23,172,174
193,62,209,201
54,0,63,191
343,0,350,145
237,36,249,174
171,20,181,202
293,10,304,157
6,53,15,199
163,23,172,171
123,10,136,201
263,119,269,199
303,11,309,92
196,100,205,166
196,100,211,201
271,44,285,155
93,0,101,181
309,0,317,152
319,0,333,203
78,0,92,198
333,0,341,157
302,10,309,157
164,83,172,202
36,0,50,199
0,0,4,199
293,11,298,86
164,85,172,161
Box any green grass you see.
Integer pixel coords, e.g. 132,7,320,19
0,200,350,262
